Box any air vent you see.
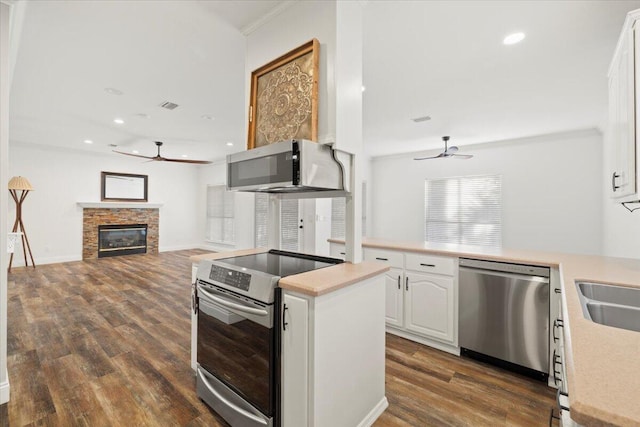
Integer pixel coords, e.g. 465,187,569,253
412,116,431,123
159,101,179,110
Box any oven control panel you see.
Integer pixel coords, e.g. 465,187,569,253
209,265,251,292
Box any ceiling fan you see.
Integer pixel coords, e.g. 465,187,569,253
414,136,473,160
113,141,212,164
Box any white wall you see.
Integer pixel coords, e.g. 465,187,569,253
370,129,604,255
602,132,640,259
197,161,256,253
246,1,336,144
7,143,201,265
1,0,11,405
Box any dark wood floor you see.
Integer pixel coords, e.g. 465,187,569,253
2,250,556,426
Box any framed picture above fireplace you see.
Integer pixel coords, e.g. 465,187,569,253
101,171,148,202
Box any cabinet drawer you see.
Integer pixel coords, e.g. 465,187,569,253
329,243,346,260
405,253,455,276
363,248,404,269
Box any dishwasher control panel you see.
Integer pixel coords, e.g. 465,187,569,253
459,258,550,277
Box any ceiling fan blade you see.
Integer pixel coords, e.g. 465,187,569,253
452,154,474,159
161,157,212,164
414,152,446,160
112,150,156,160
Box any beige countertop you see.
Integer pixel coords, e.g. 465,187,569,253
190,248,389,297
330,237,640,426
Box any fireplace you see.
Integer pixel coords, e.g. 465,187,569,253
98,224,147,258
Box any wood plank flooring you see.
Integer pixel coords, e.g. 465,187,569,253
2,250,557,426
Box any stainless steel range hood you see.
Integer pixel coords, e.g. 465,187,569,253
226,139,350,194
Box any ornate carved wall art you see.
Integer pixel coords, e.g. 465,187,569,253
248,39,319,149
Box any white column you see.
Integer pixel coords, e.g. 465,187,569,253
335,1,363,263
1,0,12,405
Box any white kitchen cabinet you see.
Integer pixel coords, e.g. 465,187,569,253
384,267,404,327
280,275,387,427
363,247,458,351
281,293,309,427
608,10,640,201
404,271,455,343
329,242,346,260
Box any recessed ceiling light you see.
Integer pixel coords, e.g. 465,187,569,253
226,142,234,146
361,86,366,92
132,150,139,154
411,116,431,123
181,154,188,158
104,87,123,95
201,115,215,120
113,118,124,124
503,32,525,45
83,139,93,144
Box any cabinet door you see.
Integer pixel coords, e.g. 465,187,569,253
385,268,404,327
609,26,637,198
282,293,308,427
404,272,454,343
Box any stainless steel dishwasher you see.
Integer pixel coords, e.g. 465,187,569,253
459,258,550,380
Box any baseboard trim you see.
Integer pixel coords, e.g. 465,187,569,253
158,244,201,252
357,396,388,427
0,370,10,404
10,254,81,267
386,327,460,356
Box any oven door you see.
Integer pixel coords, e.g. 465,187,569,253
196,283,276,424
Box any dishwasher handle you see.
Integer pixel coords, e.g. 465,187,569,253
459,266,550,284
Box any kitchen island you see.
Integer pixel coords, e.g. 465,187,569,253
190,249,390,427
330,238,640,427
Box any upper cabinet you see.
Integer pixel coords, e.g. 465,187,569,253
608,10,640,200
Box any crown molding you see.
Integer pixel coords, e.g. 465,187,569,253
241,1,297,36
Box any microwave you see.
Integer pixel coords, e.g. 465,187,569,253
226,139,348,193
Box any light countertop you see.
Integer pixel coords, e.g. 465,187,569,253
190,248,389,297
330,237,640,427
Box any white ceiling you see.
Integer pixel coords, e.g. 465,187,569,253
8,0,640,162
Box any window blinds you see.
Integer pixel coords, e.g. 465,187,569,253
206,185,235,244
254,195,300,251
424,175,502,247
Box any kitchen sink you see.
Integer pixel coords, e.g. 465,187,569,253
576,282,640,333
578,282,640,308
586,302,640,333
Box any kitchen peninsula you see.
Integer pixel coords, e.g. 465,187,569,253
190,249,390,427
329,237,640,427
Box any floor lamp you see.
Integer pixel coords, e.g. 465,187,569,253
8,176,35,272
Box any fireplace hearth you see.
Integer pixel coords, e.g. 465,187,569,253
98,224,147,258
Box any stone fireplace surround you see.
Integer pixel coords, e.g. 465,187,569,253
79,203,161,260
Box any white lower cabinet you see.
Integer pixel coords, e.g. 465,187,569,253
281,293,309,427
364,248,458,349
281,275,387,427
384,267,404,327
405,271,455,343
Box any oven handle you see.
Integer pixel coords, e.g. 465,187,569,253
197,367,268,426
197,286,269,317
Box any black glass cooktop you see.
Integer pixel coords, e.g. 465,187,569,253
219,250,342,278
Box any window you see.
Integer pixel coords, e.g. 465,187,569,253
331,182,367,239
206,185,235,244
254,195,300,251
424,175,501,247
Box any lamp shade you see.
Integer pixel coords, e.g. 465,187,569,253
8,176,33,191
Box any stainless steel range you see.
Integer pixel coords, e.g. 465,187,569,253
195,250,342,427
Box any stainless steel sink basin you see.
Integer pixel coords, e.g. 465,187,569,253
576,282,640,333
586,302,640,333
578,282,640,308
